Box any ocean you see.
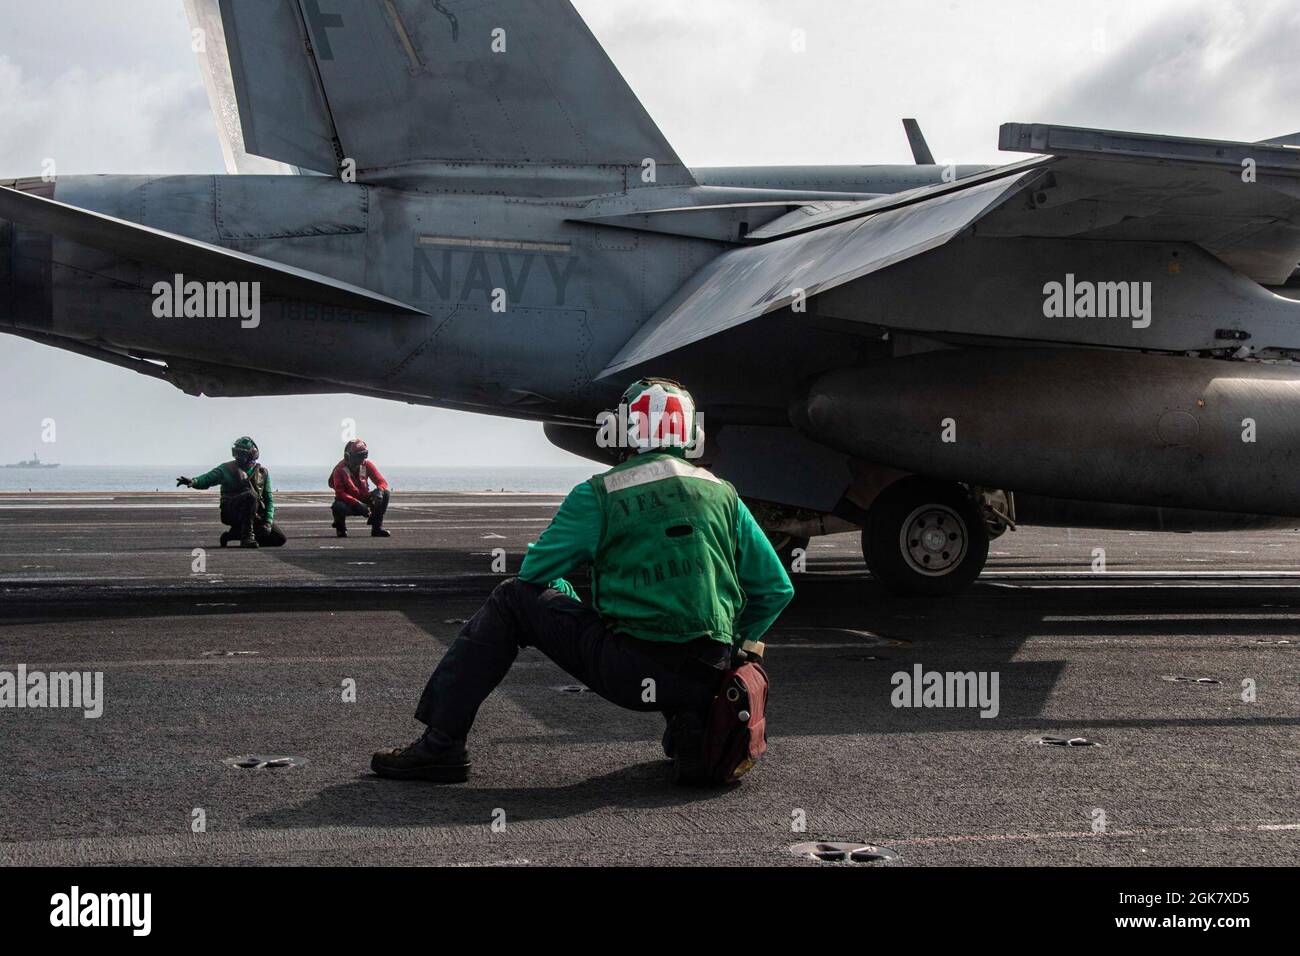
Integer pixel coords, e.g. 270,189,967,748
0,465,593,494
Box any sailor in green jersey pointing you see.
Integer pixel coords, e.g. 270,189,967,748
372,378,793,784
177,436,287,549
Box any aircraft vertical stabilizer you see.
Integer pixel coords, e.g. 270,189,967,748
194,0,693,189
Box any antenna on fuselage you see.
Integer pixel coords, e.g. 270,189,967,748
902,118,936,165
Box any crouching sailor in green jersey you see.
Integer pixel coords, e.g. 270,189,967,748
176,436,287,549
372,378,794,784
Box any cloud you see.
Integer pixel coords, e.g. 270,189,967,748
0,55,221,176
1035,0,1300,141
574,0,1194,167
573,0,794,162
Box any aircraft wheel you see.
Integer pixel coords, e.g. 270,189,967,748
767,533,811,575
862,478,988,596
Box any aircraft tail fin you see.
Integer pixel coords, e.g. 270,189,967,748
183,0,302,175
193,0,691,190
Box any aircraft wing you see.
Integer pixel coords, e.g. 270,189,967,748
601,124,1300,377
984,123,1300,286
0,185,427,316
187,0,690,183
599,162,1052,377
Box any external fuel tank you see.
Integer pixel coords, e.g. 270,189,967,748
793,348,1300,517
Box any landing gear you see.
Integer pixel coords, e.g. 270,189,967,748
862,478,989,596
766,532,811,575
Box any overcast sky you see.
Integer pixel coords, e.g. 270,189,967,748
1,0,1296,465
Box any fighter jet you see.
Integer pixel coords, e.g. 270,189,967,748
3,0,1300,595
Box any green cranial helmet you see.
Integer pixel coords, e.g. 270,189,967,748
232,436,260,466
620,377,699,455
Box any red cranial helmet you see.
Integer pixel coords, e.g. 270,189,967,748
344,439,369,463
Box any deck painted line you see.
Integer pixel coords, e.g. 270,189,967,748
988,582,1300,590
985,570,1300,578
885,820,1300,849
0,501,563,510
1045,612,1300,621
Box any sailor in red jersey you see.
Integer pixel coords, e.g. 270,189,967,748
329,439,392,538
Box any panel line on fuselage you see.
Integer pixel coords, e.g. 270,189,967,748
418,235,572,255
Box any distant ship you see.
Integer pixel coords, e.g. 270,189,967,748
3,452,59,469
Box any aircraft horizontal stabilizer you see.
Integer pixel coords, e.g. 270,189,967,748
599,164,1049,377
0,185,426,316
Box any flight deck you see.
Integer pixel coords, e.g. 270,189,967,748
1,492,1296,866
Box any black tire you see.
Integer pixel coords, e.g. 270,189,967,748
767,533,811,575
862,478,989,596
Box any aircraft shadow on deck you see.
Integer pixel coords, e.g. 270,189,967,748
244,760,734,832
6,550,1296,741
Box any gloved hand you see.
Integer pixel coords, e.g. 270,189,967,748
547,578,580,601
358,504,372,518
176,476,193,487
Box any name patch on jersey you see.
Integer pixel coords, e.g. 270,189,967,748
602,457,720,494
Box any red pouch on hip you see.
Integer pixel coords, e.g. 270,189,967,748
702,661,769,784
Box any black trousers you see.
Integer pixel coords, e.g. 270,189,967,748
332,488,390,529
220,494,287,547
416,578,730,743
